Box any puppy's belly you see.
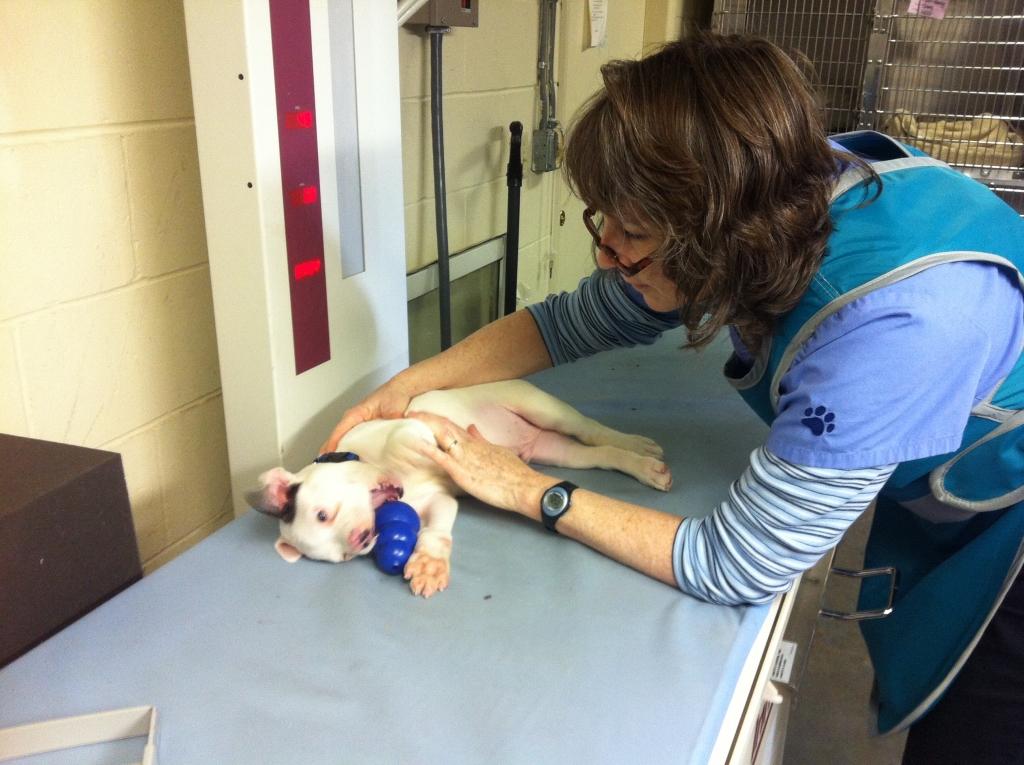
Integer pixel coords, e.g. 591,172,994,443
472,407,545,460
410,391,542,459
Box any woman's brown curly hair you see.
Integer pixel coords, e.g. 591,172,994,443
564,31,858,353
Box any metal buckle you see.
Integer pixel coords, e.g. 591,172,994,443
819,566,899,621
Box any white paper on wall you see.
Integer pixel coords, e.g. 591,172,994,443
588,0,608,48
907,0,948,19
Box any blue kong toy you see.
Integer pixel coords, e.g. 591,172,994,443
373,501,420,575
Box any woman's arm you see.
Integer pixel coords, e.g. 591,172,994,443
322,309,552,453
521,484,683,587
674,448,895,604
407,413,682,586
401,307,554,392
324,270,677,453
527,271,680,366
408,413,896,602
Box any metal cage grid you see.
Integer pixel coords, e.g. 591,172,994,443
713,0,877,134
713,0,1024,212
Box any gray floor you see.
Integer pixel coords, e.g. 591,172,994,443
781,505,909,765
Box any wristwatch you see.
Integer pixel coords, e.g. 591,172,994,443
540,481,578,532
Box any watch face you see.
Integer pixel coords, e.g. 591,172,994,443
543,487,569,515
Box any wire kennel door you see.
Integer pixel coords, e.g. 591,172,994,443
712,0,1024,213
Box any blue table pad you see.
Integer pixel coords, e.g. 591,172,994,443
0,328,771,764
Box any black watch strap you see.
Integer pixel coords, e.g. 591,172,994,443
541,480,578,532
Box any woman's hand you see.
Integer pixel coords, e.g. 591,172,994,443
409,415,681,588
407,412,554,517
320,379,416,454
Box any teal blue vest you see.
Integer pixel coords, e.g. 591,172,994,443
726,131,1024,734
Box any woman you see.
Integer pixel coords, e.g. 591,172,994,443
323,32,1024,764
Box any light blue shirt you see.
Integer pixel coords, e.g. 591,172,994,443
526,262,1024,603
529,263,1024,469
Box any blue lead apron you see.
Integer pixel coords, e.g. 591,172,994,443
725,131,1024,734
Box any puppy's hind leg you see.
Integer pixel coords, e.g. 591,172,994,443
529,430,672,492
498,380,663,458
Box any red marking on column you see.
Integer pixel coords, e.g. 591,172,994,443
285,110,313,130
294,259,322,280
290,186,318,206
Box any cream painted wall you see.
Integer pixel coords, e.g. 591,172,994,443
546,0,711,294
0,0,654,576
399,0,652,304
0,0,232,574
548,0,648,294
644,0,685,49
398,0,557,307
643,0,713,49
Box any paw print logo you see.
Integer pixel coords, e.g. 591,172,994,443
801,406,836,436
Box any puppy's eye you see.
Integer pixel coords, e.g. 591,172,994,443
316,510,328,523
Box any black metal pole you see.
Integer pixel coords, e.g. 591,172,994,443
503,122,523,316
428,26,452,350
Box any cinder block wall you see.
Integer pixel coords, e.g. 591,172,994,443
0,0,657,575
398,1,555,306
0,0,232,573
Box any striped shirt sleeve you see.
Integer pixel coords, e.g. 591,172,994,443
525,270,680,365
673,447,896,605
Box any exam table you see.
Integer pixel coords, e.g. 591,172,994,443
0,328,796,764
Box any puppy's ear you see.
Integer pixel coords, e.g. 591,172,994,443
247,467,300,521
274,537,303,563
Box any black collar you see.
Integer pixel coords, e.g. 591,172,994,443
313,451,360,464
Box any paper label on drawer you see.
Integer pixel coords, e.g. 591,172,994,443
771,640,797,684
908,0,948,19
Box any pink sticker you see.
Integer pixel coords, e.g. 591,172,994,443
907,0,948,19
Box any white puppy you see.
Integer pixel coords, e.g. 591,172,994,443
248,380,672,597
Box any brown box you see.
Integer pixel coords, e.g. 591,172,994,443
0,434,142,667
406,0,479,28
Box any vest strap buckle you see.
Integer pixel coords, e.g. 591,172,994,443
820,566,900,621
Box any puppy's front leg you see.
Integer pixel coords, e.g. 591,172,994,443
404,491,457,598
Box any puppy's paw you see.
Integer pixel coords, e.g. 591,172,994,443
633,457,673,492
612,433,664,459
404,551,450,598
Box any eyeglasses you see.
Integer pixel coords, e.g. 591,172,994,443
582,208,654,277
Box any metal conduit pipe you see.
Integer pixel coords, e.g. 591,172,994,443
538,0,557,131
533,0,561,173
503,122,524,316
428,25,453,350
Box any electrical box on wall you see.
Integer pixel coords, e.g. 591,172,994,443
183,0,409,515
406,0,479,28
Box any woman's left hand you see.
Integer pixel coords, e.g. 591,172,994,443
407,412,553,517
